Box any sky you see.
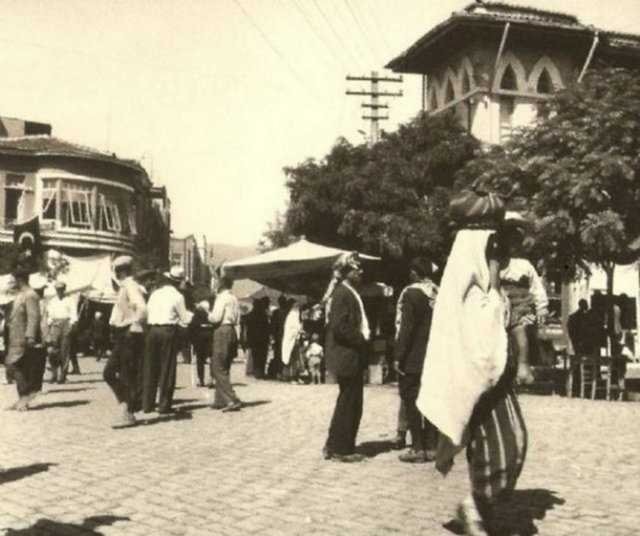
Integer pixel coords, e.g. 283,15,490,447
1,0,640,247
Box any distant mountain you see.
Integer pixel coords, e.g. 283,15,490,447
207,243,257,266
207,243,263,300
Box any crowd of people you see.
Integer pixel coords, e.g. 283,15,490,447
3,188,627,535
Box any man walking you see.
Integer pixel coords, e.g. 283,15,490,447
143,266,192,414
208,275,242,412
394,257,438,463
46,281,77,383
324,254,369,463
105,256,147,428
5,265,41,411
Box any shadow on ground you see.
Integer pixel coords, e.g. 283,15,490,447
443,488,565,536
0,463,57,485
357,440,397,458
46,387,95,394
29,400,90,411
178,399,271,412
5,515,130,535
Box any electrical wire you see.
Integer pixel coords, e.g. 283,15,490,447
232,0,324,104
311,0,364,71
343,0,379,67
290,0,349,72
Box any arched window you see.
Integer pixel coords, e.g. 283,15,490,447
500,65,518,91
429,90,438,111
445,79,455,103
536,68,554,93
462,70,471,95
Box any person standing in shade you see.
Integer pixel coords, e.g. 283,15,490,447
246,297,271,379
191,300,214,387
143,266,192,414
46,281,77,384
324,253,370,463
105,256,147,428
208,275,242,412
5,265,41,411
394,257,438,463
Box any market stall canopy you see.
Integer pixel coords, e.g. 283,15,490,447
0,252,118,305
223,239,380,296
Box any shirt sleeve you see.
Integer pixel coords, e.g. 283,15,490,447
208,295,225,325
176,293,193,328
128,282,148,327
68,299,78,325
394,290,415,367
527,263,549,316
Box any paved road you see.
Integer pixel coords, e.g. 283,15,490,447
1,358,639,536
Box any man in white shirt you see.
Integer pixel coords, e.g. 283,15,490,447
47,281,77,384
209,275,242,412
105,256,148,428
143,266,193,414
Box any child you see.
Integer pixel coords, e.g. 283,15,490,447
499,217,548,385
305,333,324,385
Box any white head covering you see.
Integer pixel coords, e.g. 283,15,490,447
417,230,509,448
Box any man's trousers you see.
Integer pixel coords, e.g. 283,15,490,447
143,325,178,413
326,372,364,455
104,328,144,413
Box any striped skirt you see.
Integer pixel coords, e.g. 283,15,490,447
466,384,528,503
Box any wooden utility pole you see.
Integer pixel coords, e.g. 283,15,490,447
346,71,403,147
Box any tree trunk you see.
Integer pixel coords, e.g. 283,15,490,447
605,263,615,357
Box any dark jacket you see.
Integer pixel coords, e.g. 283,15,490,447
394,287,433,374
325,283,367,378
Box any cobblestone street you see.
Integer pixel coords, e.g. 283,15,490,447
1,358,639,536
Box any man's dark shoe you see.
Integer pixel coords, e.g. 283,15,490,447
210,403,226,410
331,453,366,463
69,369,80,375
322,444,333,460
221,401,242,412
391,432,406,450
399,449,431,464
157,407,174,415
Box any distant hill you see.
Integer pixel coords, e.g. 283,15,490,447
207,243,264,300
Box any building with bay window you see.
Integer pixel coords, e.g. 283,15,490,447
0,118,171,260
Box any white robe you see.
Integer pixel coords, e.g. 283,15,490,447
416,230,509,447
281,305,302,366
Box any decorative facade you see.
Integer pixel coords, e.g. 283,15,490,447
387,2,640,144
0,118,171,258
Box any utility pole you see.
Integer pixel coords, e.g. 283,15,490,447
346,71,403,147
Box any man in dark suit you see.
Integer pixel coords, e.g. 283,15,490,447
5,264,41,411
324,254,370,463
394,257,438,463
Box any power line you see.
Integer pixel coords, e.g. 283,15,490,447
311,0,364,71
365,1,393,58
289,0,349,72
343,0,379,67
232,0,324,104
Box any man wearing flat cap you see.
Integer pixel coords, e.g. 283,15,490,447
47,280,77,384
143,265,193,414
5,265,41,411
105,255,147,428
324,253,370,462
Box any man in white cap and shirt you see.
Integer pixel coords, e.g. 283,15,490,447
143,265,193,414
105,255,147,428
47,280,77,384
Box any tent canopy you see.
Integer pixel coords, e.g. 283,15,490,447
223,239,380,296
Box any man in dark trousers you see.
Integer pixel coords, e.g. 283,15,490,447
246,297,271,379
105,256,147,428
324,254,370,463
394,257,438,463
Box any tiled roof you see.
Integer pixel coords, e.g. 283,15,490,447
386,2,640,71
0,135,145,173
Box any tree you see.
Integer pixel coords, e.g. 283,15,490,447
461,66,640,347
266,111,479,286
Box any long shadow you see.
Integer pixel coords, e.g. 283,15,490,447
179,399,271,412
140,410,193,426
239,399,271,409
0,463,57,485
443,489,565,536
52,378,104,384
5,515,130,535
46,387,95,394
356,440,396,458
29,400,90,411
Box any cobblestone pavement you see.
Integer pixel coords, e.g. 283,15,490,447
1,357,639,536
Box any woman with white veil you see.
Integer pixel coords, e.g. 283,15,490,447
417,191,527,535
